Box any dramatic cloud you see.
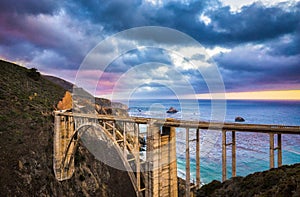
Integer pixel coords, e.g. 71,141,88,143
0,0,299,98
215,43,300,91
206,3,300,46
0,0,59,15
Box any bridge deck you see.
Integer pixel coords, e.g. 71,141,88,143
55,112,300,134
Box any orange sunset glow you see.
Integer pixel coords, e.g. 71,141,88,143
197,90,300,100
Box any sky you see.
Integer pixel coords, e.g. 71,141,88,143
0,0,300,100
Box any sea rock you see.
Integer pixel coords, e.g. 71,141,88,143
235,116,245,122
166,107,178,113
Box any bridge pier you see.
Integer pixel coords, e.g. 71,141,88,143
146,121,178,197
185,128,190,197
269,133,282,169
53,114,76,181
222,130,237,182
196,129,200,188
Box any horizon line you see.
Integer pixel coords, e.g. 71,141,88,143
100,90,300,101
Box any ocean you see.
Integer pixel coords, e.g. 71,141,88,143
122,99,300,184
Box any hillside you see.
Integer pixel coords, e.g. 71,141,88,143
43,75,74,92
197,163,300,196
0,60,135,196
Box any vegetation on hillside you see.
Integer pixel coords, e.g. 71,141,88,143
197,163,300,197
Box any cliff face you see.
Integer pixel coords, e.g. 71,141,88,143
0,60,135,196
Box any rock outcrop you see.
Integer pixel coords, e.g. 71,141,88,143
57,91,72,110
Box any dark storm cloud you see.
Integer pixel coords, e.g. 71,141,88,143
266,32,300,56
0,0,59,15
65,0,214,45
67,0,147,30
215,45,300,91
64,0,300,47
0,1,100,70
206,3,300,46
161,1,300,46
0,0,299,93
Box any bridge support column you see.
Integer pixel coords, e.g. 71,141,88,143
277,134,282,167
185,128,190,197
222,130,236,182
232,131,236,177
196,129,200,188
269,133,275,168
222,130,227,182
53,113,76,181
146,121,178,197
269,133,282,169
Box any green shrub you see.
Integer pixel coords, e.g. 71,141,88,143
27,68,40,81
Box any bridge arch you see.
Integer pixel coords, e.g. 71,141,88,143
60,121,140,196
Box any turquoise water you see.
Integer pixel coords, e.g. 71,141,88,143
124,99,300,184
